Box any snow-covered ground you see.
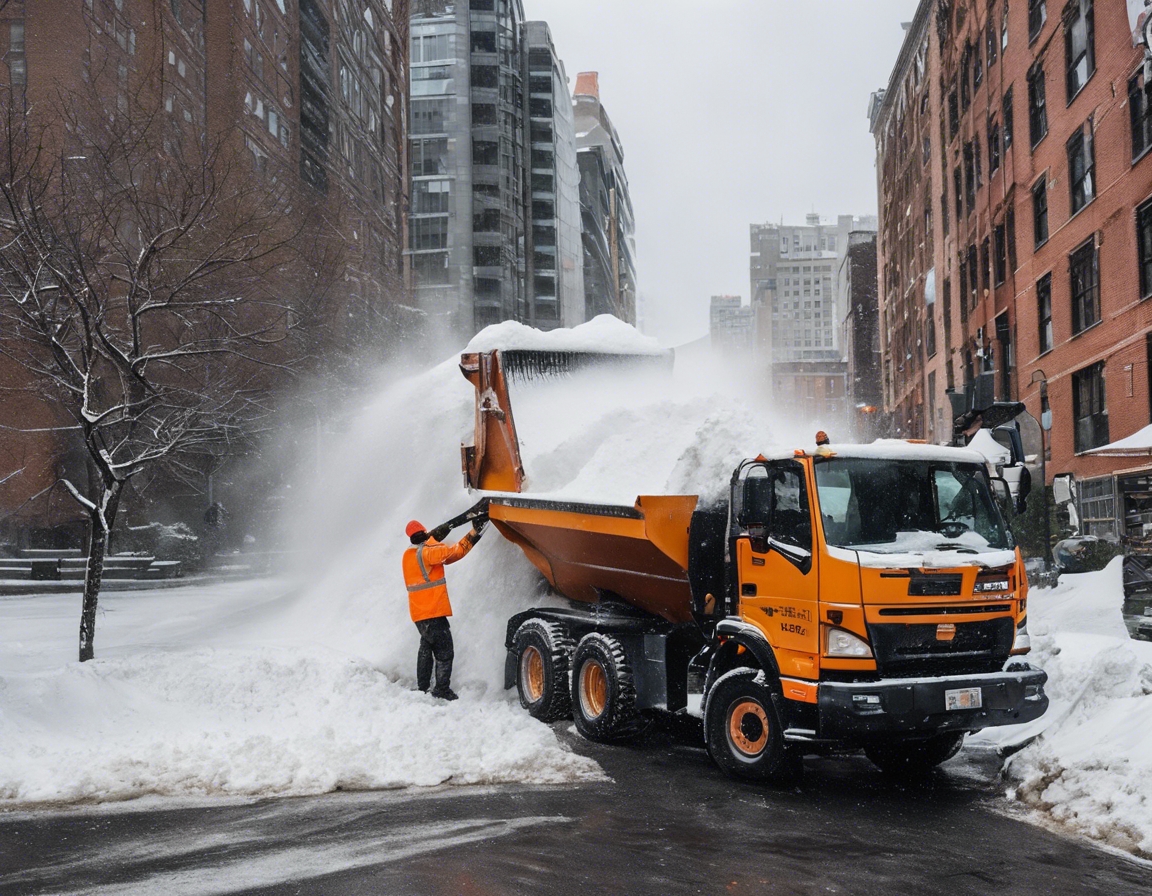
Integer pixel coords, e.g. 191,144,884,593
974,558,1152,858
0,581,601,805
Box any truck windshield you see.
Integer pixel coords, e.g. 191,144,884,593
813,458,1010,553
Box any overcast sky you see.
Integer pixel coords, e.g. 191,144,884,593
524,0,920,345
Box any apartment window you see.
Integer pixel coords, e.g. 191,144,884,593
1033,178,1049,245
942,191,950,235
471,65,498,88
989,120,1001,174
1064,0,1094,101
953,168,963,223
7,20,24,86
472,139,498,166
959,259,969,322
470,30,496,53
961,45,972,111
1129,71,1152,160
1138,199,1152,299
948,88,959,139
1003,87,1014,148
1037,273,1053,353
412,179,450,214
1073,362,1109,453
473,208,501,233
411,98,450,134
963,143,976,212
1028,0,1046,41
411,138,449,176
1079,476,1115,537
472,103,497,125
1070,239,1099,333
994,224,1007,285
411,217,448,251
1002,2,1010,49
1067,119,1095,214
1007,206,1017,270
1028,65,1047,146
987,21,998,65
968,244,979,306
974,42,983,88
981,238,991,291
473,245,501,267
413,253,449,286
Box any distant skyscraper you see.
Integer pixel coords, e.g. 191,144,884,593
524,21,585,330
573,72,636,325
709,296,754,353
750,213,877,365
408,0,527,339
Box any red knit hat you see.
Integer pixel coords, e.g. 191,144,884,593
405,520,426,538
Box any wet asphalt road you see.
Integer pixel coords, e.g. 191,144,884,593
1,719,1150,896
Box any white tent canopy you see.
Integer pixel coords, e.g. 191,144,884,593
1082,423,1152,456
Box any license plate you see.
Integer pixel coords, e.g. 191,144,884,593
945,687,982,711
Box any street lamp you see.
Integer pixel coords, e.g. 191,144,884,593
1031,370,1053,569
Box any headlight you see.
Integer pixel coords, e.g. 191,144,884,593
1011,615,1030,654
826,627,873,658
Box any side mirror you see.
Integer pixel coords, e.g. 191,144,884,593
739,476,773,529
1014,465,1032,516
990,476,1012,515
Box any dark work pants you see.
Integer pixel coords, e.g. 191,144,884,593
415,616,453,693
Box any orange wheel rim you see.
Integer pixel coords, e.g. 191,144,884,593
727,699,769,757
521,646,545,703
579,659,608,719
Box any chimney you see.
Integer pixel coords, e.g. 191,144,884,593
574,71,600,99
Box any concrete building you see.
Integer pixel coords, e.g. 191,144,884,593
524,21,584,330
838,234,883,440
573,71,636,325
0,0,410,546
871,0,1152,538
750,214,877,366
709,295,755,353
408,0,526,338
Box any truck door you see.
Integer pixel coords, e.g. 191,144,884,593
736,461,820,679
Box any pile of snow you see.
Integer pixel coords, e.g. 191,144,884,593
463,313,664,355
981,559,1152,858
0,583,600,805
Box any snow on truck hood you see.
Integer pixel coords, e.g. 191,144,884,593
464,314,664,355
827,543,1018,569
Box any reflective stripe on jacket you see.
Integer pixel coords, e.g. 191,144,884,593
403,533,477,622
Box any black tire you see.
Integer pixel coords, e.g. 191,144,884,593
512,619,574,722
704,668,793,783
864,732,966,776
570,633,642,743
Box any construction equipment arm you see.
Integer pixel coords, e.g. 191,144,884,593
428,498,490,543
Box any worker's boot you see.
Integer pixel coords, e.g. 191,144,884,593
431,687,458,701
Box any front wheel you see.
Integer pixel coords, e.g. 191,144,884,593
704,668,794,783
864,732,966,776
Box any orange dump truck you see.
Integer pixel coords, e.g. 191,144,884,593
454,348,1048,781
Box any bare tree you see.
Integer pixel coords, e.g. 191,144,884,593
0,69,342,661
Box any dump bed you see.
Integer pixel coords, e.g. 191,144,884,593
489,495,699,624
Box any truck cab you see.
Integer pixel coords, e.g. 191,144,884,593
701,441,1047,778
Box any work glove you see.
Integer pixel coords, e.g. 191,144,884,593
472,518,488,537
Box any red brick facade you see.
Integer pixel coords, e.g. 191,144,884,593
873,1,1152,514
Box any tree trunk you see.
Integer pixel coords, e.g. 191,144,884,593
78,481,122,662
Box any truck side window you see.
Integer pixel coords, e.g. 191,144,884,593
771,463,811,552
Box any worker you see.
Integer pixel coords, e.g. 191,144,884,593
402,517,487,701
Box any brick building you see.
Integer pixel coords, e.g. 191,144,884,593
0,0,410,547
871,0,1152,538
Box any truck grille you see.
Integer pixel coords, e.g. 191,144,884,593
867,617,1014,677
907,573,963,596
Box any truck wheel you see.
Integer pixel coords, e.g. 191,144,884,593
513,619,574,722
570,633,641,743
704,668,792,783
864,732,966,776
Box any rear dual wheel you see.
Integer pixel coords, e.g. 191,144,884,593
570,633,643,743
513,619,574,722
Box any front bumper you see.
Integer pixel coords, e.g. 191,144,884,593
817,664,1048,740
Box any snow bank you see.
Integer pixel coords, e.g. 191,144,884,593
0,584,600,806
985,559,1152,858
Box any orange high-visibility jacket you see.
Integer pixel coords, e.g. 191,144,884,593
403,532,478,622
